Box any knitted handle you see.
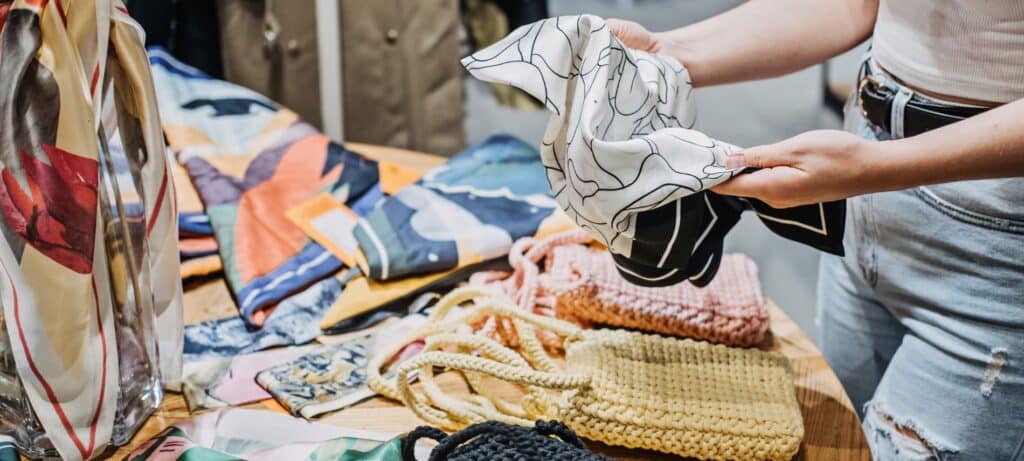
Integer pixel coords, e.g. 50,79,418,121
368,286,589,431
469,230,593,352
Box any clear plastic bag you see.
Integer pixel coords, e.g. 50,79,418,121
0,1,182,459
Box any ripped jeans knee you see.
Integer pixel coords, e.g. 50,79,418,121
862,402,959,461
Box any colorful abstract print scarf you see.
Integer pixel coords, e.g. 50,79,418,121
149,50,380,327
353,134,571,282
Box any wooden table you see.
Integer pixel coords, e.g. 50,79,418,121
112,144,870,460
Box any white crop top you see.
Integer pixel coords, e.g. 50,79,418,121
871,0,1024,103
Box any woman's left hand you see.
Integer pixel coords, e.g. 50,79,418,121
712,129,885,208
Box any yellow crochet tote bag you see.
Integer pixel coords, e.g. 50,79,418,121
368,287,805,461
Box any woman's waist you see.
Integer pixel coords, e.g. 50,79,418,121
872,62,1004,109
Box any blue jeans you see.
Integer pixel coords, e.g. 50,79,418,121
817,71,1024,460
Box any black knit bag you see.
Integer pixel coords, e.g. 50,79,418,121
402,420,608,461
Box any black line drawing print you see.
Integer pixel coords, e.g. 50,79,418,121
464,15,844,287
463,15,738,256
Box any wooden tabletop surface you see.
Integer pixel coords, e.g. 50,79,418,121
110,144,870,460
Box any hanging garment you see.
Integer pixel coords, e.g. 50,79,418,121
470,229,770,348
216,0,322,129
462,0,545,110
368,287,804,461
124,0,223,78
403,421,607,461
463,15,845,287
0,1,182,458
149,49,380,326
336,0,466,155
125,409,406,461
493,0,548,29
217,0,466,155
352,134,574,282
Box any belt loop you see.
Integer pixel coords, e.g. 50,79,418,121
890,87,913,138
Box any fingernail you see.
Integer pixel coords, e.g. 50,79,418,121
725,154,746,169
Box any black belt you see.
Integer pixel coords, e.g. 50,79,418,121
858,75,989,138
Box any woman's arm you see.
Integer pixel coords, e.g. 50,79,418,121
712,98,1024,208
610,0,879,87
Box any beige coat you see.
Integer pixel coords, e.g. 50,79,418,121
218,0,465,155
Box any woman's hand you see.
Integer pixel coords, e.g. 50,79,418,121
712,130,884,208
607,19,688,63
607,19,663,53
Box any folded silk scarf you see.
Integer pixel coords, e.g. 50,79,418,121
463,15,845,287
256,333,377,419
180,344,320,411
149,48,380,326
167,150,214,236
352,134,573,282
257,311,429,419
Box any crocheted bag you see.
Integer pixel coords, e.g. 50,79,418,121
369,287,804,461
402,420,607,461
471,230,769,348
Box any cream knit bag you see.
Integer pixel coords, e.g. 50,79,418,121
368,287,804,461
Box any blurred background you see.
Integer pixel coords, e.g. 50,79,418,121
130,0,868,340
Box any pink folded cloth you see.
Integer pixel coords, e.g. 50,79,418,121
470,230,769,348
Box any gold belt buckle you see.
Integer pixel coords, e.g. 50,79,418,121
857,73,885,119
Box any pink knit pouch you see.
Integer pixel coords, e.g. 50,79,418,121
470,230,769,348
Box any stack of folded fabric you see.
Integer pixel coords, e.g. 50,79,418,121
171,155,223,281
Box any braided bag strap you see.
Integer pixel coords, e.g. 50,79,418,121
368,287,590,431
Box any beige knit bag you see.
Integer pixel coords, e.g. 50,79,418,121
368,287,805,461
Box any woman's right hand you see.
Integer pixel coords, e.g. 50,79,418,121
607,19,689,66
607,19,664,53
